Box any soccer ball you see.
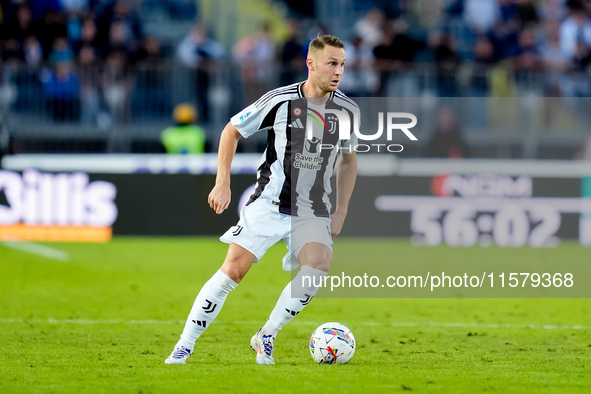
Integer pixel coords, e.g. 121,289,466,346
309,322,355,364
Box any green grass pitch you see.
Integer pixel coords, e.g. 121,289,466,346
1,238,590,393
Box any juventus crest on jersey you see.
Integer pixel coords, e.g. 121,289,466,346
231,82,360,218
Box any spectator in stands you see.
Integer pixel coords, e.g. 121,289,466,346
5,4,38,44
45,34,76,119
177,23,225,123
539,0,568,22
469,36,497,97
493,0,521,59
467,36,497,130
404,0,445,45
73,17,103,59
426,107,469,159
1,37,25,65
560,0,591,95
354,8,386,50
23,35,43,67
559,0,591,59
160,103,206,154
516,0,541,28
278,21,305,86
133,36,167,115
134,35,162,63
96,0,142,55
0,4,41,65
233,22,275,105
77,43,102,125
540,19,572,95
572,34,591,72
37,11,68,60
433,33,460,97
463,0,499,35
48,36,75,64
104,20,133,57
511,27,541,94
339,36,376,97
373,19,421,96
42,60,80,122
102,50,131,123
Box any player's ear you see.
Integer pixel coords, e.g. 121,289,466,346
306,57,314,71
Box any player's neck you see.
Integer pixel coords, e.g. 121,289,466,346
302,80,330,105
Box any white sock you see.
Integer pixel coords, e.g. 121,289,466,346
262,265,327,337
179,269,237,347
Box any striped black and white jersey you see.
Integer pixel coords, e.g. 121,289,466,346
230,81,359,218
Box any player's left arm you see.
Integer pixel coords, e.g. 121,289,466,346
331,151,357,237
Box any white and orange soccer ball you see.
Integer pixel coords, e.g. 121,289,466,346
309,322,355,364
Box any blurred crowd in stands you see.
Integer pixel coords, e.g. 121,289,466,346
0,0,162,125
0,0,590,157
347,0,591,98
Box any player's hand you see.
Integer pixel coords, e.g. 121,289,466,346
330,211,346,238
208,184,231,214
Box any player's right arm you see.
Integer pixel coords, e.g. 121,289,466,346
208,122,242,214
210,90,276,213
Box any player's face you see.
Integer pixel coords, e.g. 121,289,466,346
311,46,346,94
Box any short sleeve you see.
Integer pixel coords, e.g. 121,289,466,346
230,101,268,139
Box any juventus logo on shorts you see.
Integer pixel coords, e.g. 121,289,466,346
202,299,217,314
232,225,243,236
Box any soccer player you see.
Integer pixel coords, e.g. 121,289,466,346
165,34,359,365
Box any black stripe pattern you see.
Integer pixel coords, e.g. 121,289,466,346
278,97,307,216
308,99,341,218
254,85,299,110
246,101,285,206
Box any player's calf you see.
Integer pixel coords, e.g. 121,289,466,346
253,265,327,364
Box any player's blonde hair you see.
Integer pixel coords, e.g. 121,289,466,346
308,35,345,59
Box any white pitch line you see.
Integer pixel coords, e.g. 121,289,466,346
0,318,588,330
2,240,70,262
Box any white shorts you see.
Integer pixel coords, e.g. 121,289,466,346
220,198,333,271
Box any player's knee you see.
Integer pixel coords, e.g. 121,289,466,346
220,261,247,283
221,244,255,283
221,256,253,283
299,244,332,272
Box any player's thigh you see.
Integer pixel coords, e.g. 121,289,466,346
289,216,333,271
298,242,333,272
221,243,256,283
220,199,289,263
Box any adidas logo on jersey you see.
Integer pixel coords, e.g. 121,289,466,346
288,118,304,128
